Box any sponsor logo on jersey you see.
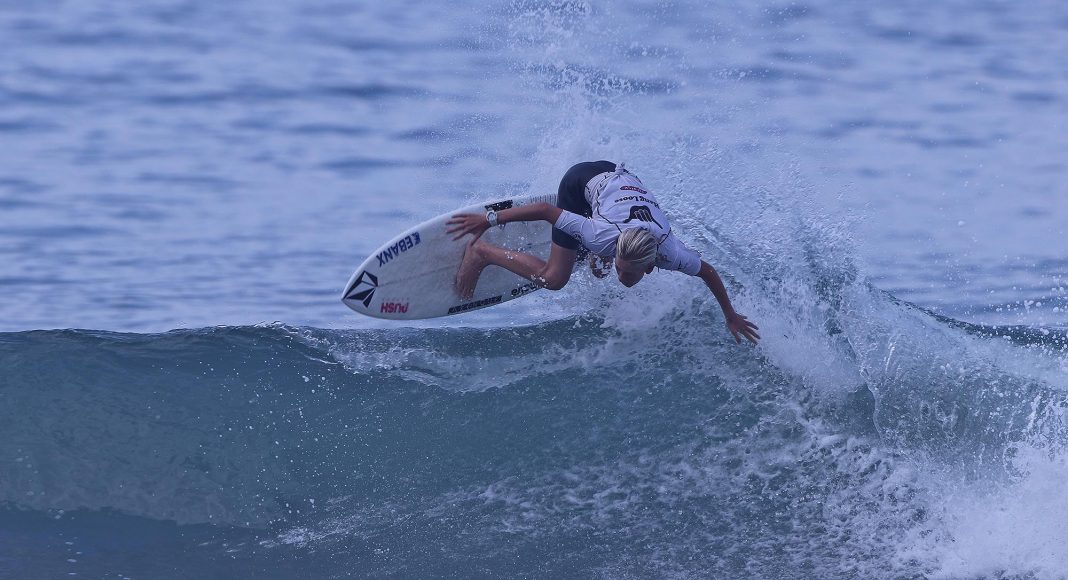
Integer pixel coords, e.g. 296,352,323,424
380,301,409,314
613,194,660,207
376,232,421,266
344,271,378,308
623,205,663,229
619,185,648,195
448,295,503,314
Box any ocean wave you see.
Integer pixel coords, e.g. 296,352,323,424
3,274,1067,577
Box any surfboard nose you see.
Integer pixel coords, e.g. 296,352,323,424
341,193,558,320
341,270,378,312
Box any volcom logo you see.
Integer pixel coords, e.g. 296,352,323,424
344,271,378,308
623,205,662,229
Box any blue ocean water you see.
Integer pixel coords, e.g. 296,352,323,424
2,1,1067,578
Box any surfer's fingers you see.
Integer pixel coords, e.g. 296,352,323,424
447,219,481,239
446,215,474,226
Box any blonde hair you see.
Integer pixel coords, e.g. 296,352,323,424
615,228,658,268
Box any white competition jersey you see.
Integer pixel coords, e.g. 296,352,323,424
553,165,702,276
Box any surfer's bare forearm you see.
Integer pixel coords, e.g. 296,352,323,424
447,203,562,240
498,203,562,226
698,261,735,316
698,261,760,344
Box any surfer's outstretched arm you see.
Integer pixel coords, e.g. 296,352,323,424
445,203,561,240
697,261,760,344
446,204,576,299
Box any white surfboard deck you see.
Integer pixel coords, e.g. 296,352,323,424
342,193,558,320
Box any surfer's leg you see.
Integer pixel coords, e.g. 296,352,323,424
532,242,579,290
455,240,577,299
454,161,611,299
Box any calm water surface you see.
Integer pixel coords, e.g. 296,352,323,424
1,0,1064,331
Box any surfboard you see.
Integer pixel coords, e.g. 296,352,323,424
342,193,558,320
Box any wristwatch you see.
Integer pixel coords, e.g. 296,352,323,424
486,209,500,227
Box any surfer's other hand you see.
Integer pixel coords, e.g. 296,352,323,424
446,213,490,240
726,311,760,345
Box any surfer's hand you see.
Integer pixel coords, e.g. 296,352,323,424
726,311,760,345
446,213,490,241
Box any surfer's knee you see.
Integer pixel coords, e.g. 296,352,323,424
539,271,569,291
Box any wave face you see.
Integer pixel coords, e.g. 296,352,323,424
3,293,1068,578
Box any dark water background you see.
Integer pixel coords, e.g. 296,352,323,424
2,1,1068,578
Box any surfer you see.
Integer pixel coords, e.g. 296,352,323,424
447,161,760,344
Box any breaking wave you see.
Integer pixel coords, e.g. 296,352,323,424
2,270,1066,577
